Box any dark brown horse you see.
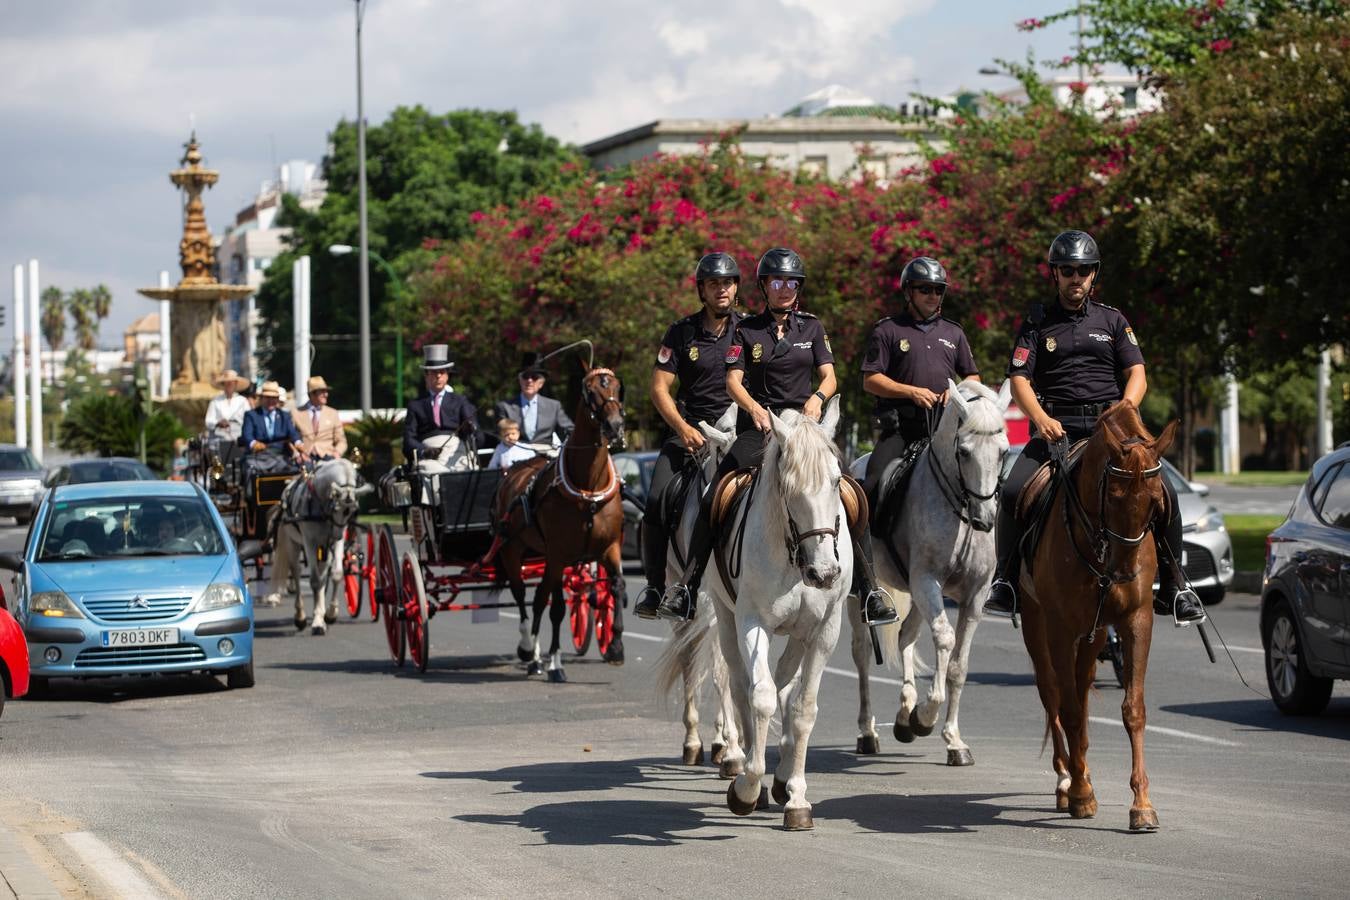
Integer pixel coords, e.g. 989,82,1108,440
493,365,628,682
1018,400,1177,832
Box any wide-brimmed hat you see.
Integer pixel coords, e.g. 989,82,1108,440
519,352,548,378
259,380,282,399
306,375,331,393
215,368,246,388
422,344,455,371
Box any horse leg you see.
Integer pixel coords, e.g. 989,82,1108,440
771,637,807,804
712,617,740,770
543,575,568,683
940,597,983,767
267,525,291,611
524,560,553,678
1052,636,1095,818
912,574,955,735
892,608,923,742
713,601,749,780
777,632,833,831
501,545,535,665
309,531,329,635
600,542,625,665
1120,607,1158,832
671,621,704,765
725,614,773,817
846,596,880,754
1020,596,1071,810
323,531,343,625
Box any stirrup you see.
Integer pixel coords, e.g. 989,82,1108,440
1162,586,1206,627
861,588,899,627
633,586,663,621
656,584,695,622
985,578,1017,617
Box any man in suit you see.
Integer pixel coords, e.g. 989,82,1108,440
242,381,306,458
493,352,573,446
295,375,348,459
402,344,477,465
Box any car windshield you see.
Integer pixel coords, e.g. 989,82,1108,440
0,448,40,472
37,495,227,560
68,461,156,483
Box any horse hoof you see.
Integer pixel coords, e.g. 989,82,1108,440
516,646,534,662
726,783,757,817
311,624,326,636
771,778,788,806
1056,790,1070,812
1129,809,1160,832
602,638,625,666
755,786,770,811
526,661,542,677
946,748,975,767
1069,795,1097,819
856,735,881,755
719,757,744,780
547,669,567,684
681,745,704,766
783,808,814,831
909,709,934,738
710,743,727,765
324,610,337,625
893,720,915,744
295,617,309,631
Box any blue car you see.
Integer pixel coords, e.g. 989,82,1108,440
0,481,263,695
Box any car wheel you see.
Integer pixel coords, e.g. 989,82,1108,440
1264,599,1332,716
1197,585,1224,606
26,676,49,699
226,659,255,689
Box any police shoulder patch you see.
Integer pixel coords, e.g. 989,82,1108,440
1012,346,1030,367
1125,327,1138,346
725,345,743,364
657,346,673,365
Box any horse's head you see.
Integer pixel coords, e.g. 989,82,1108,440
316,458,361,526
769,398,844,590
1091,402,1178,569
696,402,738,483
940,378,1012,532
580,366,626,449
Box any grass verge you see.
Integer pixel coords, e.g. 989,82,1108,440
1224,513,1285,572
1196,470,1309,487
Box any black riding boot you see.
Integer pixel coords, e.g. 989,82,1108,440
853,523,898,625
656,504,714,622
1153,524,1206,625
633,517,668,620
985,503,1020,617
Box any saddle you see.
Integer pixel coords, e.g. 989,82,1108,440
1015,438,1090,570
870,437,929,532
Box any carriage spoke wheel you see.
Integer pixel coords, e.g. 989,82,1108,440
569,582,592,656
375,525,405,667
344,525,365,618
401,551,431,674
593,577,616,658
365,527,379,620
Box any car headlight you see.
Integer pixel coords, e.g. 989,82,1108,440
1191,509,1226,534
30,591,86,619
195,582,244,612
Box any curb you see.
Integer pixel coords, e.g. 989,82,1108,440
0,823,62,900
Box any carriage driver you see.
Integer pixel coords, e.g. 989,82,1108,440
985,230,1206,625
654,247,899,626
861,257,980,508
296,375,347,460
633,251,746,620
402,344,477,465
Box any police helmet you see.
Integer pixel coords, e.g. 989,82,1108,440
900,256,948,291
695,252,740,284
756,247,806,283
1047,230,1101,265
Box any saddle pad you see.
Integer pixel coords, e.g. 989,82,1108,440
1015,439,1089,521
711,469,756,531
873,437,929,530
840,473,868,533
659,464,698,533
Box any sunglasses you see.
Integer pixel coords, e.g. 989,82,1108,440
910,284,945,296
768,279,801,292
1057,264,1096,278
520,373,544,381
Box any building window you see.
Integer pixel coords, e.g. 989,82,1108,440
800,156,829,178
861,157,888,180
1122,87,1138,109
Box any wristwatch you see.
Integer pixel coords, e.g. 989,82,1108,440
813,390,827,404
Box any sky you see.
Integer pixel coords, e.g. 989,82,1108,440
0,0,1078,346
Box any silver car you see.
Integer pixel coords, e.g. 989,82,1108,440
1002,445,1234,604
0,445,45,526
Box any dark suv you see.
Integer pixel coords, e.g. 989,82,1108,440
1261,445,1350,715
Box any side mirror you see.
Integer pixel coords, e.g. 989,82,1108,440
0,551,24,572
237,540,265,563
1189,481,1210,497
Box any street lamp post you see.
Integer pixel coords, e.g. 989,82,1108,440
330,244,405,409
354,0,372,414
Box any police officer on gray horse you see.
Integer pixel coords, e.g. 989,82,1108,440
634,252,746,619
653,247,898,626
986,230,1205,625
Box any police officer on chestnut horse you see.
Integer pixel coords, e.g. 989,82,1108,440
861,256,980,513
986,230,1206,625
634,252,746,619
653,247,898,627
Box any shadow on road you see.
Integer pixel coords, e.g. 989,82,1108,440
812,790,1099,834
273,654,535,685
1161,698,1350,741
964,670,1037,688
423,755,705,794
456,800,736,846
22,673,226,704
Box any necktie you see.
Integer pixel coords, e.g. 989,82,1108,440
311,408,320,432
524,398,537,439
265,412,274,439
432,393,441,427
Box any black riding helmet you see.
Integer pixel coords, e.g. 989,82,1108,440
1047,230,1100,265
899,256,948,290
694,252,740,304
756,247,806,307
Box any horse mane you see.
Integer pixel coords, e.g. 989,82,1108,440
953,379,1006,435
767,410,841,494
1093,401,1159,487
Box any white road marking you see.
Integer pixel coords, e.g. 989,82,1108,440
64,831,163,899
1226,645,1263,654
501,609,665,642
1088,716,1240,747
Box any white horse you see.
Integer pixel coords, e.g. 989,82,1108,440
266,458,365,634
696,398,852,831
653,404,739,769
850,378,1009,765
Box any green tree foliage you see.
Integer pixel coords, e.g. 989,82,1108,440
57,393,188,473
39,285,65,384
253,106,583,404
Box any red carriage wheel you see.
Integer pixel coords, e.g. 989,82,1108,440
376,525,405,667
343,525,365,618
570,584,593,656
401,551,431,673
593,575,616,657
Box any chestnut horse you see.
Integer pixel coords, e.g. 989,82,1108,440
1019,400,1177,832
493,365,628,683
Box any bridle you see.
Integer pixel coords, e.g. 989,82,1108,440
926,400,1007,532
579,368,626,449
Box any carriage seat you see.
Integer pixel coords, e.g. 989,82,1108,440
1015,438,1090,522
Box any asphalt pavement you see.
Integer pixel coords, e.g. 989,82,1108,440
2,521,1348,898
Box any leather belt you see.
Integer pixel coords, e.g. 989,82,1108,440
1042,401,1110,418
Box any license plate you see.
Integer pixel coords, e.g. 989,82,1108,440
101,628,179,648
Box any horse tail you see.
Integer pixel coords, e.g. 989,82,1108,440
653,597,717,704
874,605,933,675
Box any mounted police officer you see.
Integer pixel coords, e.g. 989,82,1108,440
634,252,746,619
861,256,980,508
986,230,1205,625
652,248,898,626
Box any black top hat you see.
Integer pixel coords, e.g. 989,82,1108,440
519,352,548,378
422,344,456,371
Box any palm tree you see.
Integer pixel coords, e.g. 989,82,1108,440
90,283,112,322
68,288,98,351
39,286,65,385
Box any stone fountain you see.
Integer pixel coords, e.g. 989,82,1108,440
139,134,253,399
